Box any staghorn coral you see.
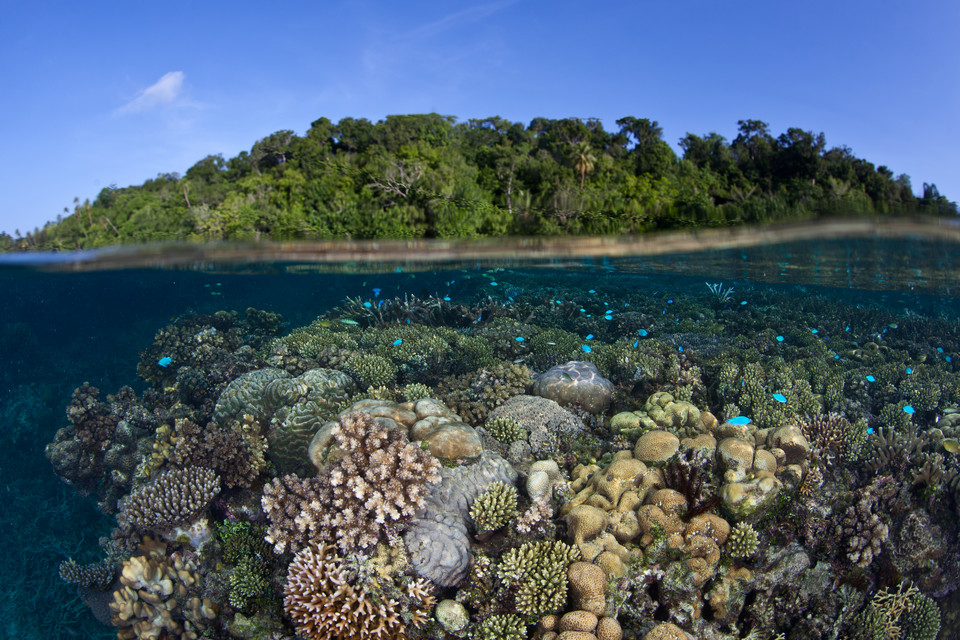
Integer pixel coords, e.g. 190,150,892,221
470,481,519,534
263,411,441,554
401,382,434,402
117,466,220,532
802,412,862,464
497,540,581,619
283,542,433,640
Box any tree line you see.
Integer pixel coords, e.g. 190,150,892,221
3,114,955,250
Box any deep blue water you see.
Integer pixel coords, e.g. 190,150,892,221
2,230,959,639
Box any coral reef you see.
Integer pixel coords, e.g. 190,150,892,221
469,480,519,534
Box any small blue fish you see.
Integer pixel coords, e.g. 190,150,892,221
633,340,639,347
866,375,876,382
157,357,172,367
867,427,874,434
811,329,818,334
373,288,381,297
589,289,596,293
776,335,784,342
581,344,592,353
604,315,613,320
515,336,525,342
938,347,944,353
740,300,748,305
491,282,498,286
638,329,648,337
668,299,674,304
834,355,841,359
948,356,953,363
443,296,451,301
395,267,403,273
476,315,482,322
845,326,850,331
903,405,916,414
406,319,411,324
378,300,384,308
728,416,751,425
556,300,562,304
678,346,684,352
580,308,586,313
393,339,403,346
905,367,913,374
772,393,787,403
363,301,372,308
585,334,594,340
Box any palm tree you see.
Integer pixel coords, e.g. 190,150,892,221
572,142,597,190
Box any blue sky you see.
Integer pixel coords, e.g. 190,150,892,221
1,0,957,236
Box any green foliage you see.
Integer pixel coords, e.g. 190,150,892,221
7,114,955,251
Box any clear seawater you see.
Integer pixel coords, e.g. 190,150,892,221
2,219,959,639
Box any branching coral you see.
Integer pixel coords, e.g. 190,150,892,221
263,411,441,554
497,540,581,619
726,522,759,558
835,476,896,568
58,559,115,590
117,466,221,532
470,481,518,534
283,543,434,640
45,383,121,492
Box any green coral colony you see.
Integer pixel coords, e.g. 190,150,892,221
44,272,960,640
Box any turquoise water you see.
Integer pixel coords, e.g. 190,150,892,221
2,223,958,639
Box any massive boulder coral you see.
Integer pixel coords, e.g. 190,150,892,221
263,411,441,554
532,360,614,414
310,397,483,465
117,466,221,532
403,451,518,586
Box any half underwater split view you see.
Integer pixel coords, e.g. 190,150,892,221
4,221,960,640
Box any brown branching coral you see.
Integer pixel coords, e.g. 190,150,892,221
283,542,434,640
163,417,265,489
438,363,534,424
45,383,121,492
835,475,896,568
262,411,441,554
802,412,857,464
117,466,221,532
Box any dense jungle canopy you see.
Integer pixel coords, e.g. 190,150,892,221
3,114,956,250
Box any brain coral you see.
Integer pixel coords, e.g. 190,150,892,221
532,360,615,414
215,367,356,475
403,451,518,586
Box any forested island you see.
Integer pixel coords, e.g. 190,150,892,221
3,114,956,250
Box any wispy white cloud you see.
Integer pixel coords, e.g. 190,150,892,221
115,71,185,115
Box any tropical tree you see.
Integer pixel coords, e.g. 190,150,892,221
572,142,596,190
